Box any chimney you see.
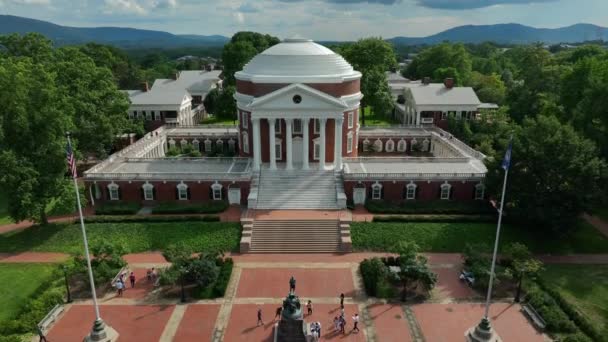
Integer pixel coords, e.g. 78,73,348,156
141,82,149,92
422,77,431,85
444,78,454,89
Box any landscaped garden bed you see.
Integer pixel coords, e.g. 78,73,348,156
365,200,496,215
94,202,141,215
151,201,228,214
0,221,241,254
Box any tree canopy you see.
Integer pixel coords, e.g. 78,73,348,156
405,43,472,83
221,31,280,86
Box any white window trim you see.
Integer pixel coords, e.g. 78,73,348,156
422,139,430,152
406,183,417,200
145,111,152,121
129,111,135,119
347,132,354,153
440,183,451,200
242,132,249,153
211,182,223,200
204,139,212,152
177,183,188,201
475,183,485,200
108,183,119,201
154,111,161,121
348,112,354,129
275,138,282,161
314,119,320,134
386,139,395,153
275,119,282,135
228,139,236,152
293,119,302,134
313,140,321,160
192,139,200,151
168,139,176,148
180,139,188,147
142,183,154,201
372,182,382,200
397,139,407,152
216,139,224,149
242,112,248,129
374,139,383,152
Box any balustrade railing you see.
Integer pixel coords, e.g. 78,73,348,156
344,172,485,180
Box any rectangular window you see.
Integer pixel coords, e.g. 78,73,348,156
440,186,450,200
441,112,448,120
242,112,248,129
456,111,462,120
293,119,302,134
348,112,354,128
314,119,320,134
243,135,249,153
313,142,320,160
178,188,188,200
145,111,152,121
128,111,134,119
275,142,282,160
475,186,484,200
144,187,154,200
154,111,161,120
109,188,119,201
372,186,381,200
275,119,281,134
347,134,353,153
213,188,222,200
406,186,416,200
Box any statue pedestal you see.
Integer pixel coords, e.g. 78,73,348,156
465,318,502,342
83,319,119,342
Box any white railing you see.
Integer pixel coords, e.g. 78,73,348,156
343,156,470,163
430,126,486,160
344,172,485,180
85,171,252,181
421,117,434,124
123,157,248,163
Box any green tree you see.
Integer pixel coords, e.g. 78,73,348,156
221,32,279,85
504,243,542,302
394,241,437,301
214,86,237,122
77,43,143,89
488,115,606,233
405,43,472,83
470,71,507,105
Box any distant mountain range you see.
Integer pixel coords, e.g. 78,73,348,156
0,15,606,49
0,15,230,48
387,23,608,45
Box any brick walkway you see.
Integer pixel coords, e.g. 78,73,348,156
583,213,608,238
43,253,547,341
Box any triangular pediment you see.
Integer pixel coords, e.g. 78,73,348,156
249,83,348,111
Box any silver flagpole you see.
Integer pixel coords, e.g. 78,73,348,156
66,133,115,341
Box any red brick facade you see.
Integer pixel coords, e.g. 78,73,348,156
344,180,483,203
236,79,360,98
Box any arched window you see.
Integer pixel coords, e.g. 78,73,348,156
177,182,189,201
385,139,395,153
242,132,249,153
192,139,200,151
440,182,452,200
422,139,430,152
397,139,407,152
204,139,212,152
168,139,176,149
405,183,417,200
211,182,223,200
216,139,224,152
180,139,188,148
373,139,383,152
142,182,155,200
228,139,236,152
107,183,120,201
363,139,371,152
475,183,485,200
371,182,383,200
347,132,354,153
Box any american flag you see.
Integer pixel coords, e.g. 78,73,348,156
66,140,77,178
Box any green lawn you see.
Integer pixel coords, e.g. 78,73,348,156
201,115,237,126
0,264,57,322
0,192,13,225
351,221,608,254
540,264,608,336
360,106,399,126
0,221,241,254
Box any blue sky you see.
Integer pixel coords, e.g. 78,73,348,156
0,0,606,40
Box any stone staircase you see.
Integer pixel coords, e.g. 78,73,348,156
255,170,339,209
248,219,341,253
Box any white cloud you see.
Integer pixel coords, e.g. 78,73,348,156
235,12,245,24
104,0,147,15
8,0,51,4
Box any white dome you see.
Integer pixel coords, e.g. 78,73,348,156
235,38,361,83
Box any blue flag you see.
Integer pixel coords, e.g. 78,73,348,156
501,139,513,170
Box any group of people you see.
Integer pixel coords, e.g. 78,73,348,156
115,271,137,297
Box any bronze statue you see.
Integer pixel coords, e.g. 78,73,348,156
289,276,296,293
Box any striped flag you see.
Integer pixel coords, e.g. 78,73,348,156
66,141,77,178
501,138,513,171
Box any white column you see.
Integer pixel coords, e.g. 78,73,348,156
416,110,421,126
252,117,261,171
285,118,293,170
268,118,276,170
319,118,327,170
302,117,309,170
334,116,343,170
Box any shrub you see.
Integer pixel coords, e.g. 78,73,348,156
360,258,388,296
376,278,397,298
373,215,495,223
365,200,495,215
151,201,228,214
94,202,141,215
85,215,219,223
526,288,577,333
212,258,233,298
562,333,594,342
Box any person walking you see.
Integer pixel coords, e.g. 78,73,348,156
257,307,264,326
129,271,136,288
339,293,345,309
316,321,322,337
275,306,282,321
146,268,152,282
339,316,346,334
36,325,48,342
116,280,124,297
306,300,313,316
352,313,360,332
333,316,340,332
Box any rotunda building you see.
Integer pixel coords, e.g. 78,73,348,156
235,38,363,171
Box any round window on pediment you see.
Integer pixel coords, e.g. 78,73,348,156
292,94,302,104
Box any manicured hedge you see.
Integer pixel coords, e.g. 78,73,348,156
94,202,141,215
193,258,234,299
365,200,495,215
85,215,220,223
373,214,495,223
151,201,228,214
536,279,604,342
525,287,577,333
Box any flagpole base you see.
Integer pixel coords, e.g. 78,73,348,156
84,318,119,342
465,318,502,342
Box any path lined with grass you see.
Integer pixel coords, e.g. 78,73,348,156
0,221,241,254
0,263,57,322
351,221,608,254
